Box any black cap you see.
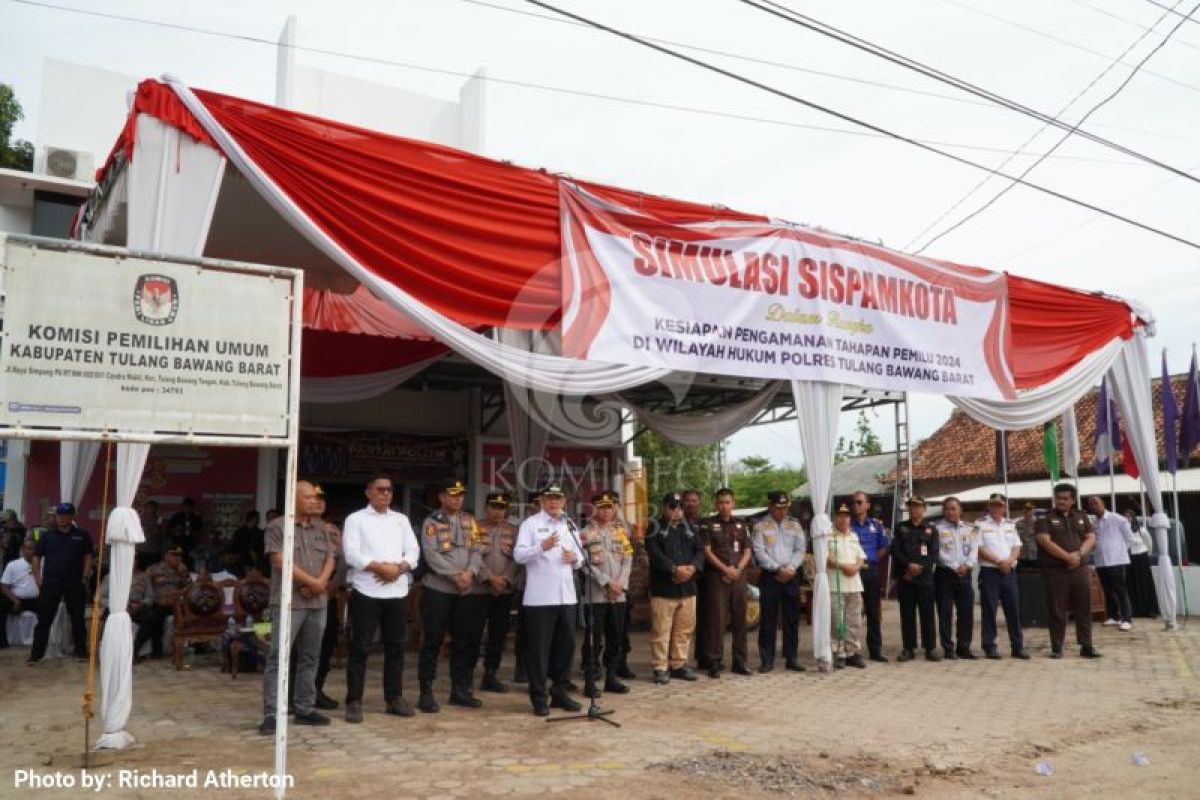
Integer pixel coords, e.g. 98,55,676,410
905,496,926,507
592,491,618,507
987,493,1007,506
663,492,683,507
485,492,511,507
441,480,466,496
540,483,565,497
767,490,789,507
54,502,76,515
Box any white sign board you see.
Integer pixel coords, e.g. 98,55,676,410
0,238,294,437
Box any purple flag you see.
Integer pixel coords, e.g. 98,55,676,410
1181,350,1200,469
1163,350,1179,475
1094,378,1123,474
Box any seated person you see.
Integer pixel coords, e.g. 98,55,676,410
1,538,40,647
135,544,191,660
211,545,249,582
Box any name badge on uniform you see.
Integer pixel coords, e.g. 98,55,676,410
733,539,740,553
919,544,927,556
766,535,776,546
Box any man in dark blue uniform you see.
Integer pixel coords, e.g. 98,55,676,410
849,491,889,662
890,497,941,662
28,502,93,664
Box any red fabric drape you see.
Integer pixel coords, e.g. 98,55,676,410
1006,274,1135,389
99,79,1140,386
304,285,445,339
301,330,449,378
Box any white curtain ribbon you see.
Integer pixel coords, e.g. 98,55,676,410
300,356,444,404
166,77,667,396
616,382,783,446
59,441,101,506
1061,406,1081,479
790,380,843,665
1106,332,1176,627
95,442,150,750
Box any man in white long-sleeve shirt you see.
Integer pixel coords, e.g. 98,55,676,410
514,483,584,717
340,475,421,724
1087,495,1136,631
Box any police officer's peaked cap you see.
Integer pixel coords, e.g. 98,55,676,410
441,480,467,496
987,493,1007,506
835,503,851,515
540,483,566,497
663,492,683,506
485,492,511,507
592,491,618,507
905,496,926,507
767,490,790,507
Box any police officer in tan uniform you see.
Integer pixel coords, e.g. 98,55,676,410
700,487,753,678
475,492,520,693
579,491,634,698
1035,482,1100,659
419,480,485,712
135,544,191,660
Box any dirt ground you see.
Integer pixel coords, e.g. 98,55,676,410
2,605,1197,799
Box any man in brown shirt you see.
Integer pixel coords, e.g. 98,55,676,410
1035,482,1100,659
474,492,520,694
259,480,335,734
700,488,753,678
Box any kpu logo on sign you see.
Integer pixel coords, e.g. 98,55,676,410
133,274,179,326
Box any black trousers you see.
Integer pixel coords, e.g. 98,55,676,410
315,595,341,691
897,578,936,652
0,595,38,646
30,579,87,661
132,605,168,657
1043,566,1093,650
860,566,884,657
978,568,1023,652
346,591,407,704
934,568,975,652
418,588,482,689
523,603,577,704
1097,565,1133,623
513,603,527,674
581,601,626,684
757,573,800,666
478,592,514,673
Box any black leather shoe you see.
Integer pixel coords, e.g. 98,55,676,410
785,661,807,672
1080,646,1102,659
956,649,978,660
845,654,867,668
896,649,915,663
731,663,753,676
707,664,722,679
583,682,600,699
653,669,670,685
616,663,636,680
418,692,440,713
869,653,888,663
604,676,630,694
550,694,582,712
258,715,276,735
924,649,943,662
984,649,1002,660
294,710,331,726
315,691,339,710
532,701,550,717
669,666,699,681
943,648,958,660
1012,648,1031,660
386,698,415,717
448,688,483,708
757,663,774,674
344,701,363,723
1049,648,1063,660
480,671,508,693
566,680,580,692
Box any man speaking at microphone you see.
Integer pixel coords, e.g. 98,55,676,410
514,483,584,717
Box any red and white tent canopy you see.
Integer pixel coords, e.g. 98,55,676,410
75,78,1177,694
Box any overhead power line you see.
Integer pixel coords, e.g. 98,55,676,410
1143,0,1200,27
911,0,1199,253
736,0,1200,188
519,0,1200,252
1068,0,1200,53
2,0,1140,166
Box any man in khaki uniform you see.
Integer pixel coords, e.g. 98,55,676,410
700,488,753,678
419,480,485,711
136,545,191,660
474,492,520,694
579,491,634,698
1036,482,1100,659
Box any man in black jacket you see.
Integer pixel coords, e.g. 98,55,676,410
891,497,941,663
646,493,705,685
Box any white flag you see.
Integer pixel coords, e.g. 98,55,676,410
1061,406,1081,478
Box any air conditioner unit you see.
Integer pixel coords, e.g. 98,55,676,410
39,147,94,181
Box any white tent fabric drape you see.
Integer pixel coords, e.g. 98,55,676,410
616,382,784,446
1061,406,1081,478
300,356,444,404
1106,330,1177,627
790,380,843,666
60,441,101,505
95,443,150,750
949,336,1125,430
168,78,668,396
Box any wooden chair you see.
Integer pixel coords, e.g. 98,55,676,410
227,575,271,679
171,579,225,670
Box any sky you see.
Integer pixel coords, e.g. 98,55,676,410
3,0,1199,469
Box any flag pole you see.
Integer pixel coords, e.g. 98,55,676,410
1000,430,1010,503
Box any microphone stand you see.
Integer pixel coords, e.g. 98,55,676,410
547,514,620,728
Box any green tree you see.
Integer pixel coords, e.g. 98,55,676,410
728,455,805,509
0,84,34,172
835,410,884,463
633,429,721,514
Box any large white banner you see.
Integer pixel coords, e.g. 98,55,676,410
0,239,293,436
559,183,1016,400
